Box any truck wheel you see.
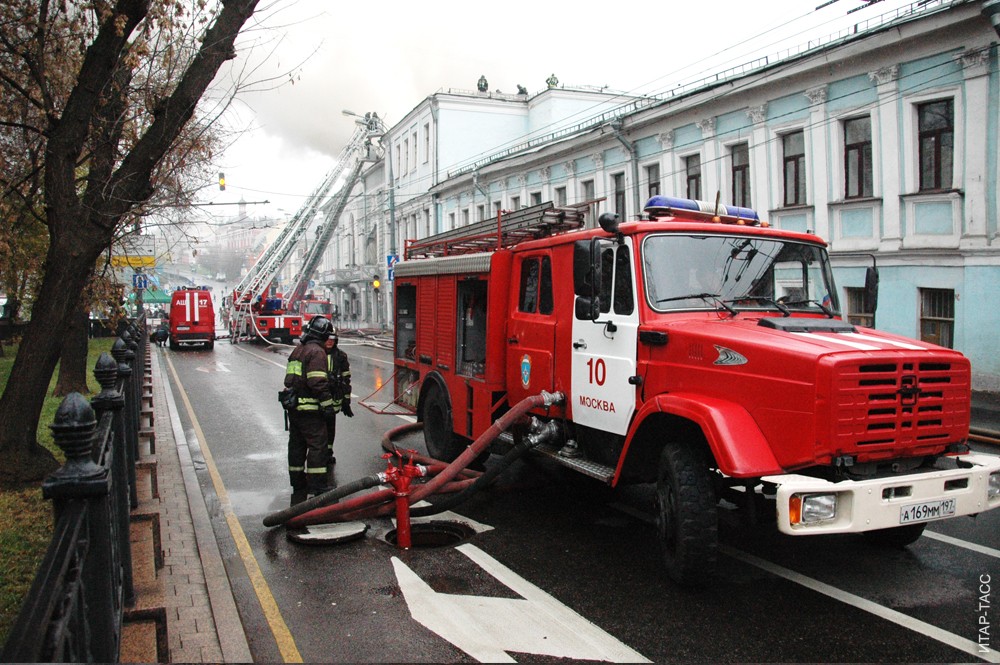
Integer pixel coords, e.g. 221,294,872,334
205,340,214,350
422,382,463,463
169,337,178,350
655,443,718,586
862,523,926,548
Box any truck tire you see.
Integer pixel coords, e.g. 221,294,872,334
655,443,718,586
422,381,463,462
169,337,178,350
862,523,926,548
205,339,214,350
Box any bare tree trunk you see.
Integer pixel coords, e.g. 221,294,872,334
0,238,97,482
53,301,90,397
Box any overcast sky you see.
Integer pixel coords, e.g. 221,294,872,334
201,0,918,222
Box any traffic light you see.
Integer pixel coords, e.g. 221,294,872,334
373,274,381,294
218,172,226,191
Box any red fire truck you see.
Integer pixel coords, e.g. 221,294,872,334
168,286,215,350
376,197,1000,584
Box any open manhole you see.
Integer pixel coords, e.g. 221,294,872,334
385,520,476,548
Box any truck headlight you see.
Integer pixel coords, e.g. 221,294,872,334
989,472,1000,500
789,493,838,525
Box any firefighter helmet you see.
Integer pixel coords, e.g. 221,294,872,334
301,316,333,343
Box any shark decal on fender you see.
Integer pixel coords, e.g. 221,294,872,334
714,345,748,366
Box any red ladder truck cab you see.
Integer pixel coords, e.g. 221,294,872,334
169,286,215,350
384,197,1000,585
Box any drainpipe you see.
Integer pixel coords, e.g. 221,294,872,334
984,0,1000,38
610,120,641,219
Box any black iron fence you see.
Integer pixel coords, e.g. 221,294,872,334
1,318,148,663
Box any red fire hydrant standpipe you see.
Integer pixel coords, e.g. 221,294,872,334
380,449,425,549
275,390,564,536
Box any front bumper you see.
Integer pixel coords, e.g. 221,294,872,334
764,453,1000,535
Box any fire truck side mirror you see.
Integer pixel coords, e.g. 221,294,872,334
863,264,879,314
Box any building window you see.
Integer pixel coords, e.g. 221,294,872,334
554,186,566,207
423,123,430,163
402,138,409,174
645,163,660,198
462,208,470,226
423,208,431,237
448,212,455,231
730,143,750,207
920,288,954,348
511,196,520,211
845,287,874,328
530,191,542,206
844,117,873,199
395,145,401,181
685,155,701,200
613,172,626,217
411,131,418,169
477,204,485,221
783,130,806,206
493,201,502,217
918,100,953,191
581,180,595,201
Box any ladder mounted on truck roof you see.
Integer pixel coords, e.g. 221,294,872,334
403,200,594,260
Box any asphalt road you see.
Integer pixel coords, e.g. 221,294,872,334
161,334,1000,663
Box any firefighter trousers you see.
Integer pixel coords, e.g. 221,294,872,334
287,412,331,493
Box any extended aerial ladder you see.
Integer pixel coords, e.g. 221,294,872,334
286,114,385,312
226,112,385,342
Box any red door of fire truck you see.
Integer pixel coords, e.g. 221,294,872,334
506,253,557,404
569,238,638,436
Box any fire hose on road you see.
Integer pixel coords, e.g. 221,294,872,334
262,390,564,547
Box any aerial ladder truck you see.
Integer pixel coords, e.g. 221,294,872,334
225,112,386,343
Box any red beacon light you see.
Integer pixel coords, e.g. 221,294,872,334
643,195,765,226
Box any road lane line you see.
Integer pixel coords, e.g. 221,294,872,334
722,545,999,663
164,353,303,663
925,530,1000,559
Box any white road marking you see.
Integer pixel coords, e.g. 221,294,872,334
392,544,650,663
722,545,999,663
924,530,1000,559
195,361,231,373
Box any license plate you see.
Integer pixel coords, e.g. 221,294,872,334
177,326,190,331
899,498,956,524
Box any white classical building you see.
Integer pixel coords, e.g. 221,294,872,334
321,0,1000,390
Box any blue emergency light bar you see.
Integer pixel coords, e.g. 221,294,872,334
643,195,760,223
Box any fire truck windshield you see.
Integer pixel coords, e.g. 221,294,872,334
641,233,840,315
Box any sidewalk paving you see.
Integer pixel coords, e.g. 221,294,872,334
135,347,252,663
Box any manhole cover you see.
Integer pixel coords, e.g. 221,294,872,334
385,520,476,548
287,521,368,545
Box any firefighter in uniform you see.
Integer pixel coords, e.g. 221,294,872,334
323,328,353,482
284,316,336,505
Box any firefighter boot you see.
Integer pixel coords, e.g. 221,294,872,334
290,489,308,507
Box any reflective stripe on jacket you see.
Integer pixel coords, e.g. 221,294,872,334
285,340,334,412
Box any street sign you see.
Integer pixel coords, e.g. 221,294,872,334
132,273,149,290
387,254,399,281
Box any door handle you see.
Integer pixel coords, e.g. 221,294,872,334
573,340,587,350
508,337,518,344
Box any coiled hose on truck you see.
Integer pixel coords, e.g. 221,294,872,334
262,390,563,529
